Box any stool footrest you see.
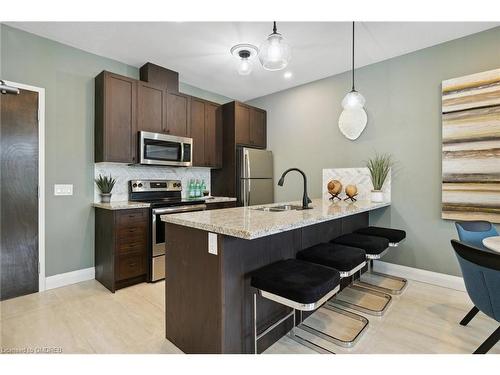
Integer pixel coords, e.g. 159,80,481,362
331,285,392,316
298,304,369,348
356,271,407,295
288,329,336,354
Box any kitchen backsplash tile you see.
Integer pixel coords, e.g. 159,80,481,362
94,163,210,202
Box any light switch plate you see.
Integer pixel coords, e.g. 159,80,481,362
54,184,73,196
208,233,218,255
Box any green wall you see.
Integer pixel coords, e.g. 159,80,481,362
249,27,500,277
0,24,230,277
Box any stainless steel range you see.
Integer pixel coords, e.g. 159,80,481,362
129,179,206,282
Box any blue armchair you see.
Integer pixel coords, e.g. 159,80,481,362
450,239,500,354
455,221,498,249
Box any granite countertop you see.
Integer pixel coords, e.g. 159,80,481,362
161,198,390,240
92,201,151,210
202,196,237,204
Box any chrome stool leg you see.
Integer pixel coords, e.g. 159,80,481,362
332,271,392,316
253,291,336,354
355,256,408,295
297,263,369,348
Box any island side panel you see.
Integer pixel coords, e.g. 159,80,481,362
165,223,223,354
221,229,302,354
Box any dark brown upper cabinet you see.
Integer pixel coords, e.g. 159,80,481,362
234,102,266,148
204,102,222,168
166,91,190,137
190,98,206,166
139,62,179,92
95,71,137,163
137,81,167,134
191,98,222,168
249,107,266,149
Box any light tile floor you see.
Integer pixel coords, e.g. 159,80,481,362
1,279,498,354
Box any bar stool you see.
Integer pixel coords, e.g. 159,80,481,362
251,259,341,354
330,233,392,316
296,243,369,347
354,226,407,294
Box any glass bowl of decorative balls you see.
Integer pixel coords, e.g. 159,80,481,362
327,180,358,202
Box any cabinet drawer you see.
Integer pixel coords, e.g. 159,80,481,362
116,209,148,227
117,240,147,255
118,226,148,241
117,253,146,281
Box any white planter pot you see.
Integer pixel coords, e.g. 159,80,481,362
371,190,384,203
100,193,112,203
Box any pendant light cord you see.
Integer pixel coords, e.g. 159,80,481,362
273,21,277,34
352,21,355,91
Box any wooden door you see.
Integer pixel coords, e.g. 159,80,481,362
137,81,166,134
250,108,266,148
190,98,206,166
205,102,222,168
166,91,190,137
95,72,137,163
0,88,39,300
234,103,250,145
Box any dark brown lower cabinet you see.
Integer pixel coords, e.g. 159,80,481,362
95,208,149,292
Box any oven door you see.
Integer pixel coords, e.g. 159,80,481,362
139,131,192,167
151,204,206,281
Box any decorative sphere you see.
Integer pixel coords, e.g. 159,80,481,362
345,184,358,198
327,180,342,195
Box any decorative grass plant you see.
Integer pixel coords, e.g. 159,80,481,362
366,153,392,191
95,174,116,194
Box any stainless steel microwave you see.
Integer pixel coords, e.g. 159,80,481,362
139,131,192,167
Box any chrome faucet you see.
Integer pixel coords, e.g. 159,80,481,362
277,168,312,210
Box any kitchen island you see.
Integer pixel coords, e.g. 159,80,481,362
161,198,390,353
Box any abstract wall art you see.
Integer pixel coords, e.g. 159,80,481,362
441,68,500,223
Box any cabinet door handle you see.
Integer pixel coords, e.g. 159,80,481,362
128,263,137,267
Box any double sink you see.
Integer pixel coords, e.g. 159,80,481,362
252,204,305,212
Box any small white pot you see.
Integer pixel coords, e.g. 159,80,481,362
371,190,384,203
100,193,112,203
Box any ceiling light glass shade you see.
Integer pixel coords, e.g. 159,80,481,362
341,90,366,109
258,32,291,71
237,57,252,75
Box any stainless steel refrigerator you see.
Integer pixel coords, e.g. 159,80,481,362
237,147,274,206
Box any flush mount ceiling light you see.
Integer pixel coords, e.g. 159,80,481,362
258,21,291,71
338,22,368,141
231,44,258,76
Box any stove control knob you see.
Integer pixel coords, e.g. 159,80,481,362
138,183,143,188
132,183,138,188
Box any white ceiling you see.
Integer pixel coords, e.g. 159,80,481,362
6,22,499,101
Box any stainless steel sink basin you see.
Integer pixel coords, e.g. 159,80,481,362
252,204,305,212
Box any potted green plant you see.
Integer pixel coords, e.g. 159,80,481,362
95,174,116,203
366,153,392,203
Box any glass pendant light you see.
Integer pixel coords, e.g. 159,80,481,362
342,22,365,109
237,50,252,75
258,21,291,71
231,44,258,76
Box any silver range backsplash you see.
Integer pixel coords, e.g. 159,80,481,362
94,163,211,202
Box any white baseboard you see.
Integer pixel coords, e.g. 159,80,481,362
373,261,465,292
45,267,95,290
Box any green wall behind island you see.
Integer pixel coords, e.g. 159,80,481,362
248,26,500,277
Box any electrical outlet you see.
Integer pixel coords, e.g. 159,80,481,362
54,184,73,196
208,233,218,255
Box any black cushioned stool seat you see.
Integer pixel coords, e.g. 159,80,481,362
297,243,366,272
354,226,406,243
251,259,340,305
332,233,389,255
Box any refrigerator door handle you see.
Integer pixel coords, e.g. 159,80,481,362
245,150,251,179
247,179,251,206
